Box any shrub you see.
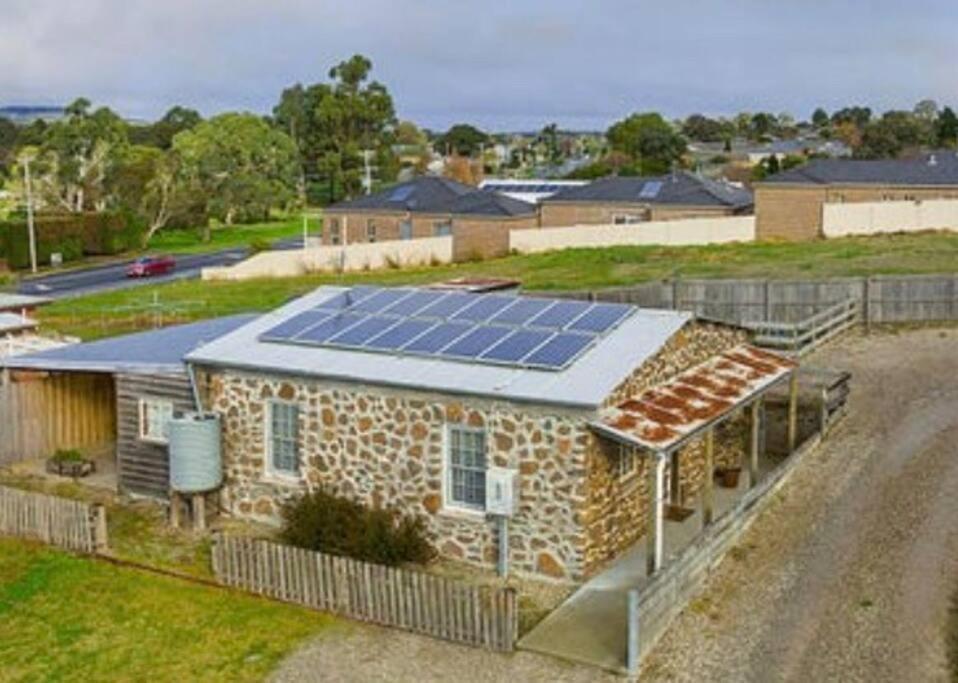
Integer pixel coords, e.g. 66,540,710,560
248,236,273,254
279,489,435,567
1,212,146,269
51,448,85,463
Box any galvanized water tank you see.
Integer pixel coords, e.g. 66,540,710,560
168,412,222,493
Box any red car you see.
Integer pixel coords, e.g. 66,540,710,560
126,255,176,278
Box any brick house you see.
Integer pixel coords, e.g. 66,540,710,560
186,286,796,583
755,152,958,240
539,171,753,227
321,176,537,261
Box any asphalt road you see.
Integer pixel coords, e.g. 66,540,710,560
15,238,304,299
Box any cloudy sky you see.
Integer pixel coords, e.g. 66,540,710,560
1,0,956,130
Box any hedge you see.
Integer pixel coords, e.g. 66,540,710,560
0,211,146,269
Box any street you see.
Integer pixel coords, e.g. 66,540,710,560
15,238,303,299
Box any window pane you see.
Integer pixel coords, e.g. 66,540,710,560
447,426,486,508
270,403,299,474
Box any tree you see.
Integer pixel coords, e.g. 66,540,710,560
130,106,202,149
748,112,776,140
395,120,427,147
172,113,298,238
433,123,488,157
913,99,939,122
811,108,830,128
538,123,562,167
273,55,399,205
936,107,958,148
36,98,128,212
831,106,872,129
682,114,726,142
857,111,933,159
0,116,17,178
606,112,686,175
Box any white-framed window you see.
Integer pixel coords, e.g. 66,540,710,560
267,401,300,477
446,425,487,511
328,218,341,245
366,219,377,243
616,444,639,481
612,214,643,225
138,398,174,444
433,220,452,237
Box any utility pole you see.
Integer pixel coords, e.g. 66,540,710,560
362,149,373,195
302,213,309,250
22,156,37,274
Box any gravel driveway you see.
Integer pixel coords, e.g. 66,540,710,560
641,327,958,682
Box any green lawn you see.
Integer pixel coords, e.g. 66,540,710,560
0,537,333,682
149,216,316,255
36,231,958,340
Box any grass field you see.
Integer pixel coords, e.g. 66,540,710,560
149,216,314,255
0,537,333,682
36,231,958,340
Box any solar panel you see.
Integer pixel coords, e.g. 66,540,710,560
452,295,516,322
403,321,473,354
416,293,476,319
481,329,552,362
260,310,330,341
639,180,663,199
389,185,415,202
490,298,554,326
327,315,399,346
295,313,365,344
524,333,594,368
568,303,633,334
382,290,445,316
351,288,411,313
441,326,512,359
527,300,592,329
365,318,435,350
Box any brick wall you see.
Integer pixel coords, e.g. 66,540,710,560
540,202,736,227
451,215,538,261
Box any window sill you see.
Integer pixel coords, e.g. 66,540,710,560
139,436,169,446
438,505,487,523
261,472,304,488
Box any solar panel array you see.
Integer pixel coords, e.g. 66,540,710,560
259,286,635,371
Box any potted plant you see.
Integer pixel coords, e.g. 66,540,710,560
45,449,95,478
715,466,742,489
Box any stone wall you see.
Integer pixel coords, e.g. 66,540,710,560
204,370,594,582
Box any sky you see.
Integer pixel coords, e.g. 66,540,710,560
1,0,956,131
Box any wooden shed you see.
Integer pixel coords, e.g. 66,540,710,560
0,315,255,498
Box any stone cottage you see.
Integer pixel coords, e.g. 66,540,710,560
186,285,796,582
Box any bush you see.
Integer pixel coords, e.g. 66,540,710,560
279,489,435,567
51,448,85,463
0,212,146,269
248,236,273,254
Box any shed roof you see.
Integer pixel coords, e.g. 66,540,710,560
762,151,958,186
544,171,753,209
185,286,693,409
591,344,795,452
2,314,256,375
0,313,38,335
327,176,536,218
0,293,52,312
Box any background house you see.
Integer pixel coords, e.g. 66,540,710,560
538,171,753,227
186,285,794,582
321,176,537,260
755,151,958,240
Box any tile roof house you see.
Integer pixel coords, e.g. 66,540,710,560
184,285,796,582
755,151,958,240
321,176,538,260
539,171,753,227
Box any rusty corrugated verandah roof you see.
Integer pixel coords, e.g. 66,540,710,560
591,344,797,452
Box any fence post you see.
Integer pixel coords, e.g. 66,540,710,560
627,588,640,675
764,279,771,321
91,504,108,554
210,531,222,578
863,276,871,332
671,277,680,310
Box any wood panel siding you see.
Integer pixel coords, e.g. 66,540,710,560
0,371,115,465
115,373,195,499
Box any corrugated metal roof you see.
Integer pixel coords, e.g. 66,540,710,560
185,286,693,409
0,313,37,335
2,314,257,375
0,293,52,311
592,344,796,452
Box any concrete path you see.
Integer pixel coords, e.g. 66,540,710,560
519,472,754,672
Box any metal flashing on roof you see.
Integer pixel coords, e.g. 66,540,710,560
592,344,796,452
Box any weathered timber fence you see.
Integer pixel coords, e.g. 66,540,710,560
747,299,860,355
0,484,107,553
212,535,518,652
532,273,958,326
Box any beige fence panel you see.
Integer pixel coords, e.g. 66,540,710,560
0,484,106,553
212,534,518,651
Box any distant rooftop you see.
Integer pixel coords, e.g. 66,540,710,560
0,293,52,312
327,176,536,218
763,151,958,186
544,171,753,209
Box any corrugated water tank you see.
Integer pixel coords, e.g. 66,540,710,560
169,412,222,493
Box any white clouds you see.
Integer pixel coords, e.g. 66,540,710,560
0,1,956,128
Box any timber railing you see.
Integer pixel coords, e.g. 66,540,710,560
746,299,860,355
212,534,519,652
0,484,108,554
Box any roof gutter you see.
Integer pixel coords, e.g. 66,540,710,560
186,361,204,413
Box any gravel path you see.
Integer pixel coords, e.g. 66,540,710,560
641,327,958,682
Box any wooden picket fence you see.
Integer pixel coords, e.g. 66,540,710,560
212,534,518,652
0,484,107,553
